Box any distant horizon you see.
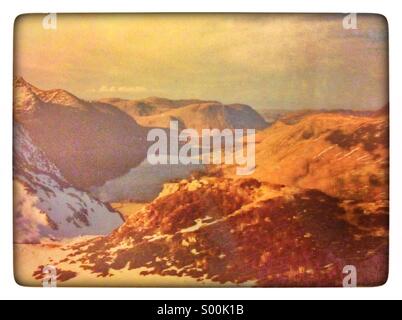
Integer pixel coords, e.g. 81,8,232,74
16,75,388,113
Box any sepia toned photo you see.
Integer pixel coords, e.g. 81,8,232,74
13,13,389,287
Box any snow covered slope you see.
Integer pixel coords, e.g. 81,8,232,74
14,124,123,243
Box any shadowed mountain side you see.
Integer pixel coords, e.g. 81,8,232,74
13,123,123,242
14,77,149,189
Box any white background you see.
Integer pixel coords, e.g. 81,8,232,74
0,0,400,300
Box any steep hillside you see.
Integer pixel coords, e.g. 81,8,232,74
14,124,123,243
14,77,148,189
225,112,389,201
37,177,388,286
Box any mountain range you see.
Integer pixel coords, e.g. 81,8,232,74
13,78,389,287
59,104,387,286
13,78,271,241
15,78,269,189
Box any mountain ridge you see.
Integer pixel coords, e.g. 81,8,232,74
14,77,149,189
99,97,268,131
223,111,389,201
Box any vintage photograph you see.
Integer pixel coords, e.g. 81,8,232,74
13,13,389,287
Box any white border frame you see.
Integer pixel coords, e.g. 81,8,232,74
1,0,400,300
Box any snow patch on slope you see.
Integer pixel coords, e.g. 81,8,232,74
14,124,123,243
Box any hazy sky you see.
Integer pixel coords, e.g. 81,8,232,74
14,14,388,110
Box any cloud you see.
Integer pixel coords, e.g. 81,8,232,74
96,85,148,94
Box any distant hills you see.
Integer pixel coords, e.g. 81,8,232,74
100,97,268,131
98,97,219,117
261,106,389,125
